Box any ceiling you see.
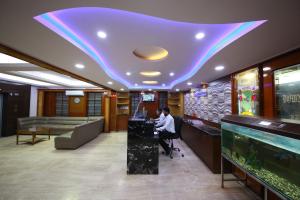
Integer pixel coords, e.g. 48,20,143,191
0,53,99,88
0,0,300,91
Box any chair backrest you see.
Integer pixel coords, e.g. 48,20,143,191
173,116,183,139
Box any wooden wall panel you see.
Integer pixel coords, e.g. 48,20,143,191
37,90,44,116
109,94,117,132
69,96,87,117
43,92,56,117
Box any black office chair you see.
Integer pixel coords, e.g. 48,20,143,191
167,116,184,159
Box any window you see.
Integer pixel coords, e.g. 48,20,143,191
274,64,300,123
56,92,68,116
88,92,102,116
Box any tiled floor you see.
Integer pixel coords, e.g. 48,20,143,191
0,132,258,200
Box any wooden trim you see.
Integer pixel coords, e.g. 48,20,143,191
0,43,110,90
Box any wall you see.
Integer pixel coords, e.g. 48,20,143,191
29,86,37,116
184,77,232,123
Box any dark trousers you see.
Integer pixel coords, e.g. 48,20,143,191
159,130,174,154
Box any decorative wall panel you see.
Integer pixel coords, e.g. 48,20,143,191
184,77,232,123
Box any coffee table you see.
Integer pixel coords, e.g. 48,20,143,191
16,127,50,145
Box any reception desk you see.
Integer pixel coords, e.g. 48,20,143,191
181,120,226,173
127,118,159,174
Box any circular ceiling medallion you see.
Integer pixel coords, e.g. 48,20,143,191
142,81,158,84
140,71,161,77
133,46,168,61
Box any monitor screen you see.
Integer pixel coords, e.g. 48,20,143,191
142,93,155,102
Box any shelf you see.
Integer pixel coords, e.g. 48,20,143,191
117,103,129,105
117,97,129,99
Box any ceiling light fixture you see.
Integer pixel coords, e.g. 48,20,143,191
263,67,271,71
176,88,180,92
0,53,28,64
263,74,268,77
126,72,131,76
169,72,175,77
75,63,85,69
148,89,152,91
0,73,55,86
134,83,138,87
162,83,166,87
215,65,225,71
140,71,161,77
97,31,107,39
187,82,193,86
142,81,158,84
120,88,124,91
107,81,113,85
195,32,205,40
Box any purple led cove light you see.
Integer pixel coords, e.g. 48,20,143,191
34,8,266,90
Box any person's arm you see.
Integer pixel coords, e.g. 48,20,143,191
155,117,165,127
157,117,170,131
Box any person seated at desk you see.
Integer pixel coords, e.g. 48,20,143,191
156,107,175,155
154,108,165,127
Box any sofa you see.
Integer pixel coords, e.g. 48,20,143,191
54,119,103,149
17,116,104,135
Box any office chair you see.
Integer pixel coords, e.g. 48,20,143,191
164,116,184,159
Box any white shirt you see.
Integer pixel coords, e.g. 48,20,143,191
155,113,166,127
157,114,175,133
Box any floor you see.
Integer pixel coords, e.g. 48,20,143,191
0,132,259,200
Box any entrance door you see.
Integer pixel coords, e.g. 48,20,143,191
69,96,87,117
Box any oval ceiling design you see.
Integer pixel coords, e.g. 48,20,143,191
133,46,168,61
34,7,266,90
140,71,161,77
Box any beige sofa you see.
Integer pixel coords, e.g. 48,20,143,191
54,119,103,149
17,116,103,135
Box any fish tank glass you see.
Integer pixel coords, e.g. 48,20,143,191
235,68,260,116
275,64,300,124
222,122,300,200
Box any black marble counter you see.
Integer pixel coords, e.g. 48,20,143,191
127,119,159,174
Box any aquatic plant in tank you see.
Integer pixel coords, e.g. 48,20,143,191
221,122,300,200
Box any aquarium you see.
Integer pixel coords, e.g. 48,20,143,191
222,122,300,200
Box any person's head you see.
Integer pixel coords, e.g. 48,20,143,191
162,107,170,116
156,108,162,116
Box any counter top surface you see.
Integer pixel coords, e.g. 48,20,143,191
183,120,220,136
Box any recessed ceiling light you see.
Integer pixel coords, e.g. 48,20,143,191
97,31,107,39
263,67,271,71
148,89,152,91
195,32,205,40
126,72,131,76
134,83,138,87
187,82,193,86
142,81,158,84
263,74,268,77
175,88,180,92
120,88,124,91
140,71,161,77
215,65,224,71
162,83,166,87
75,64,85,69
0,53,28,64
169,72,174,76
107,81,113,85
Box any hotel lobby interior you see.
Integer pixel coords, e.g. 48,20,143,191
0,1,300,200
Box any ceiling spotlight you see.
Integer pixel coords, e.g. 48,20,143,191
134,83,138,87
176,88,180,92
263,67,271,71
169,72,175,76
263,74,268,77
195,32,205,40
148,89,152,91
215,65,224,71
187,82,193,86
120,88,124,91
162,83,166,87
75,64,85,69
107,81,113,85
142,81,158,84
97,31,107,39
126,72,131,76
